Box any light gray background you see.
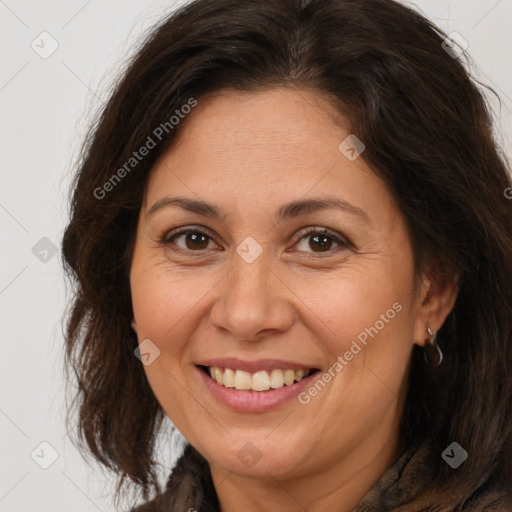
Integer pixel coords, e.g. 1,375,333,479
1,1,511,511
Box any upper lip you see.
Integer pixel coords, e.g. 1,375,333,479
197,357,318,373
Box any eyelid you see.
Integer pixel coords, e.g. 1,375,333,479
293,226,350,247
289,226,351,257
160,225,222,252
160,224,216,243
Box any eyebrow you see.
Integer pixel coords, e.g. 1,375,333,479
146,195,370,223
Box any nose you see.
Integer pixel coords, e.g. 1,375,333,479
208,250,294,342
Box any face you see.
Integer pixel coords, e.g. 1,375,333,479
129,88,446,483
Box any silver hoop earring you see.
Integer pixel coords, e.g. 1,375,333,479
423,326,443,366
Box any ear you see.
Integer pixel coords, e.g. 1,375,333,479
131,318,138,333
412,271,459,346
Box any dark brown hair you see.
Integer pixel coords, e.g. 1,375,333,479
62,0,512,509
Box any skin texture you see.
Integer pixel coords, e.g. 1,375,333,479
129,88,458,512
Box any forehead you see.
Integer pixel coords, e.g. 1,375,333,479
169,87,350,159
143,88,398,229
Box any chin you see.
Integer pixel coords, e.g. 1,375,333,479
202,436,306,479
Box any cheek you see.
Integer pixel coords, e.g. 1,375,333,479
131,244,178,323
301,272,413,405
129,260,201,422
130,255,221,361
302,253,415,399
309,262,411,343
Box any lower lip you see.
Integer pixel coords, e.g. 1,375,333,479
197,366,319,412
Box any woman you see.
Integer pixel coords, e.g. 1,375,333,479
61,0,512,510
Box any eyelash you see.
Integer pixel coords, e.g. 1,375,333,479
159,226,351,257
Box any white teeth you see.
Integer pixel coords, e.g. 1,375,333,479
223,368,235,388
269,369,284,388
234,369,251,390
294,369,305,382
251,371,270,391
205,366,313,391
284,369,295,386
214,367,223,385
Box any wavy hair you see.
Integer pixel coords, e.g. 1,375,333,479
62,0,512,509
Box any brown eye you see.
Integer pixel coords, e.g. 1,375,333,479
294,227,349,255
164,229,215,251
308,233,335,252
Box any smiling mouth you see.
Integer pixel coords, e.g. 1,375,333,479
198,365,320,392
